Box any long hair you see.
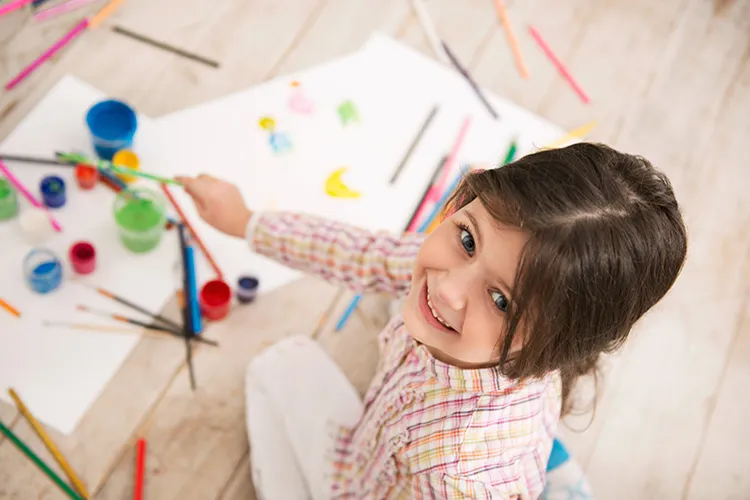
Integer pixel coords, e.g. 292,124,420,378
445,142,688,415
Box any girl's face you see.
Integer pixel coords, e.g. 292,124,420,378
402,199,528,369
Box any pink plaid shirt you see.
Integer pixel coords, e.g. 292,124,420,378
249,211,563,499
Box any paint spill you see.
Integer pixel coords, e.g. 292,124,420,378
337,100,359,126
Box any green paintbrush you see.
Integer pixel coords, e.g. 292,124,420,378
56,151,183,187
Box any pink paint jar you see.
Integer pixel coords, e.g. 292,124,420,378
69,241,96,274
199,279,231,320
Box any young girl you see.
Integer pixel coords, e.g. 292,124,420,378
177,142,687,499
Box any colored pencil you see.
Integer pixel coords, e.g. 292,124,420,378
407,117,471,232
112,25,220,68
441,42,499,119
8,389,90,499
177,224,197,391
502,139,517,165
0,298,21,318
528,25,590,104
134,438,146,500
334,295,361,332
0,420,84,500
5,19,88,91
544,121,597,149
86,0,125,28
34,0,100,22
408,0,449,64
492,0,529,78
162,183,224,280
0,0,34,18
0,160,62,231
6,0,126,90
389,105,439,184
417,167,469,233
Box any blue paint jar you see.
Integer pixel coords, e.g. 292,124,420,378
24,249,63,294
40,175,66,208
237,275,259,304
85,99,138,160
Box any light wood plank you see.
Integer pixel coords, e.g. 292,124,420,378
94,277,339,500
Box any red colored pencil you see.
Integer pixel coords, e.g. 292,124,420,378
160,183,224,280
134,438,146,500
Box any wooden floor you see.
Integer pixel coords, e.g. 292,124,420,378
1,0,749,498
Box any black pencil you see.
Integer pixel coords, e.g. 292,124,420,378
441,41,499,120
111,26,220,69
389,105,439,185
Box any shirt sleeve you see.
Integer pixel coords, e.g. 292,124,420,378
411,473,519,500
246,211,424,297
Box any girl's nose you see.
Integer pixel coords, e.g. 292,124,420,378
434,272,471,311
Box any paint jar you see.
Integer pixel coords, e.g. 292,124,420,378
0,177,19,221
199,279,231,321
85,99,138,160
236,275,259,304
19,208,54,244
113,188,167,253
75,163,99,190
69,241,96,275
24,249,63,294
112,149,140,184
40,175,66,208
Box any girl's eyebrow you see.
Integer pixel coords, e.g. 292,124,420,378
465,210,515,299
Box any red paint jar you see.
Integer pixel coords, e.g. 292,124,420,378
199,279,231,320
75,164,99,190
69,241,96,274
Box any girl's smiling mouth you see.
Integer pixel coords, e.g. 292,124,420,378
418,280,459,335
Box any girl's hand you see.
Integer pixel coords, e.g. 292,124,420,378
175,174,253,238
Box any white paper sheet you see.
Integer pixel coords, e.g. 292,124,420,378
0,76,179,434
151,34,569,298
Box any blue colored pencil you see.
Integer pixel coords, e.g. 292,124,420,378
334,294,361,332
185,244,203,335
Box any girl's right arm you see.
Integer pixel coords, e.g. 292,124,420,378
247,211,424,298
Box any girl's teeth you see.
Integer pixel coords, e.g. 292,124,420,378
426,291,452,330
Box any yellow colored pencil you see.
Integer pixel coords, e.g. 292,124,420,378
0,298,21,318
544,121,597,149
8,388,90,499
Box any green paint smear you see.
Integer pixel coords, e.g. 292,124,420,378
115,198,164,252
0,179,18,221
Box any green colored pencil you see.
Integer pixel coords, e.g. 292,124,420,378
0,421,83,500
56,152,182,187
502,140,517,165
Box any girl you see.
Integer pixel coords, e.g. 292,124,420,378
176,142,687,499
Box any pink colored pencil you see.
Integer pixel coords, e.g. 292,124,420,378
0,0,34,18
528,25,590,104
0,160,62,232
34,0,100,22
407,117,472,232
5,19,88,91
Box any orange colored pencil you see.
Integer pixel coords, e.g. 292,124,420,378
492,0,529,78
0,298,21,318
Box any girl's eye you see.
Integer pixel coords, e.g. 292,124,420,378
491,291,508,312
460,228,476,254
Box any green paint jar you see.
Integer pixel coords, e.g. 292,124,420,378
113,188,167,253
0,177,19,221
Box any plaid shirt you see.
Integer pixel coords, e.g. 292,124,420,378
249,211,563,499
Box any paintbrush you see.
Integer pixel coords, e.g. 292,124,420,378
177,223,197,391
76,305,190,337
0,154,74,166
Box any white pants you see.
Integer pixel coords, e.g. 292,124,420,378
244,336,364,500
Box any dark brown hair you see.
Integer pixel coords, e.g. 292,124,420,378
445,142,688,415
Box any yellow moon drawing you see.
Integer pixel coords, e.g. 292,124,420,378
325,167,361,199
